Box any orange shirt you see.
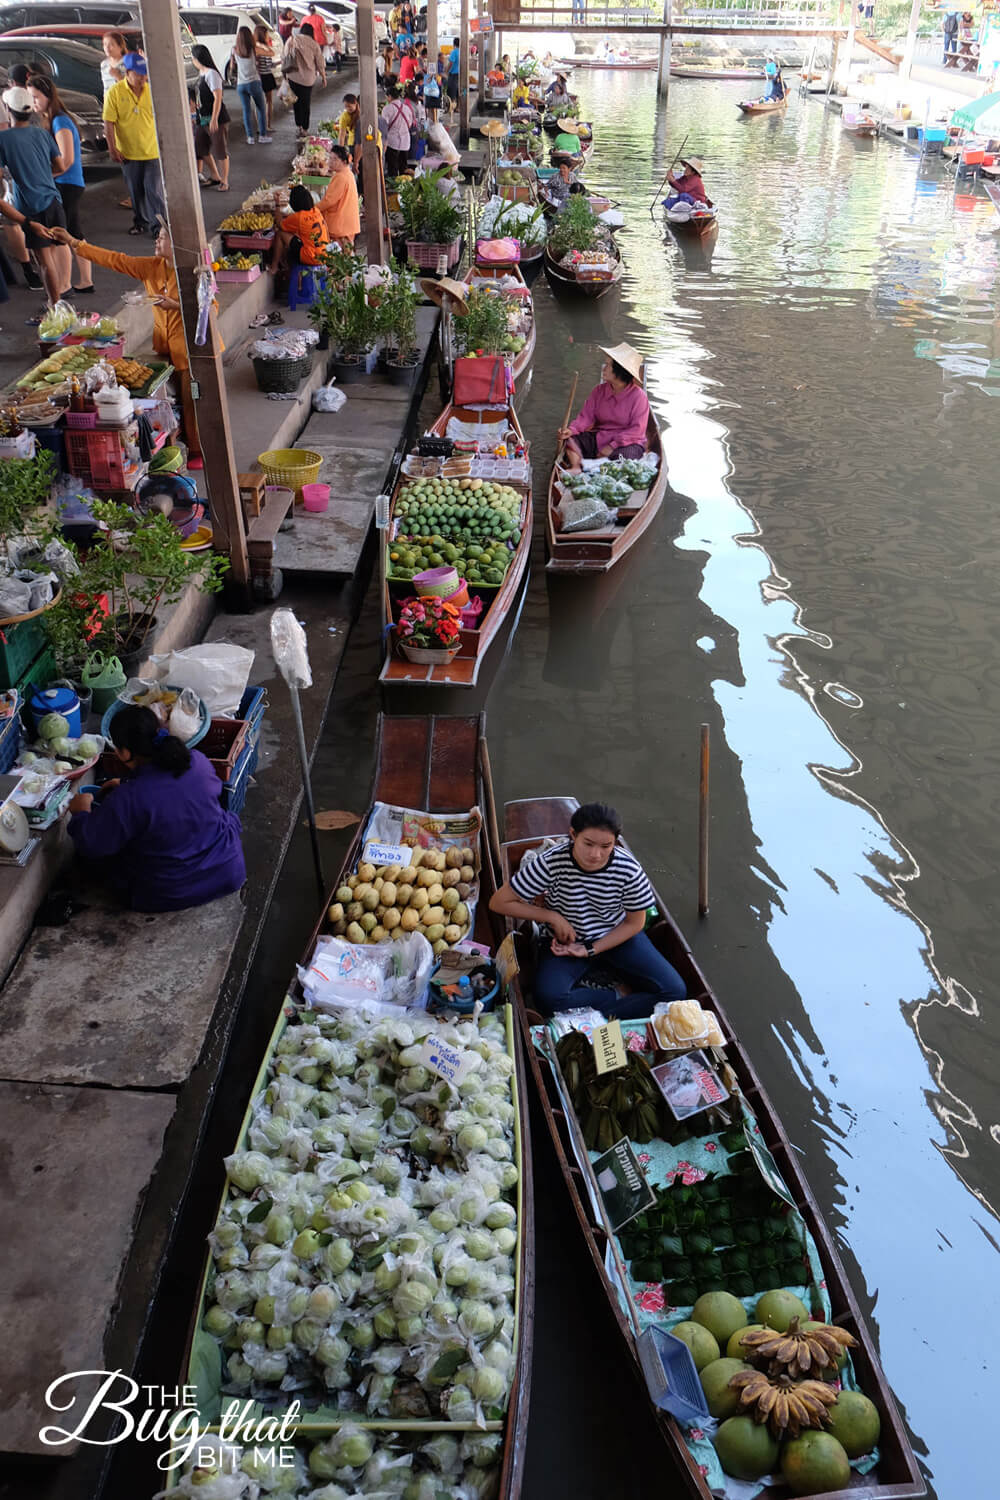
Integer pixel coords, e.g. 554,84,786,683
281,207,329,265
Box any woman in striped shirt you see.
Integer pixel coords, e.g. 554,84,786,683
490,803,687,1020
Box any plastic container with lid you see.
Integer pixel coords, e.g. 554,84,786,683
28,683,81,738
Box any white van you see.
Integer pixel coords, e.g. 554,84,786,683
180,5,280,81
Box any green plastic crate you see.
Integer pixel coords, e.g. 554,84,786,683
0,614,47,690
14,643,57,722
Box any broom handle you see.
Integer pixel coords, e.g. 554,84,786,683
558,372,579,455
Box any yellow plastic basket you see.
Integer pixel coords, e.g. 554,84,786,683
257,448,323,499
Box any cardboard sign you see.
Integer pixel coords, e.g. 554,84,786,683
651,1049,729,1121
470,14,494,31
419,1036,476,1086
593,1019,627,1075
362,840,410,869
495,933,519,987
592,1138,657,1232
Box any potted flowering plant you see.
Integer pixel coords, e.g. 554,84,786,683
396,594,462,664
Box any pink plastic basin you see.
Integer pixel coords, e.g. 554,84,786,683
301,483,330,512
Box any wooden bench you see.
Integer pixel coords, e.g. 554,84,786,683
246,482,295,600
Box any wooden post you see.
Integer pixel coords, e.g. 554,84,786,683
428,0,438,70
459,0,471,146
357,0,386,264
137,0,250,602
898,0,922,82
477,0,486,112
698,723,710,917
656,0,671,98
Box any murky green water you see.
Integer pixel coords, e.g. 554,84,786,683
486,73,1000,1498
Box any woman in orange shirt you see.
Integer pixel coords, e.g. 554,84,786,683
319,144,360,248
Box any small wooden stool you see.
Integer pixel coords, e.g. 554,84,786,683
238,471,266,520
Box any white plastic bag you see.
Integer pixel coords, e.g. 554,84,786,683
312,383,347,413
168,686,202,743
298,931,433,1014
145,643,254,716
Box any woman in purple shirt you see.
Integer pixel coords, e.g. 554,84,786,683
558,342,651,472
67,705,246,913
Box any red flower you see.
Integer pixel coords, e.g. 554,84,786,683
689,1428,705,1442
637,1283,665,1313
704,1142,717,1153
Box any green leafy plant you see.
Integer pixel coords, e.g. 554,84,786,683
43,500,228,670
0,450,56,547
493,200,545,251
312,245,378,360
547,194,599,260
455,287,509,357
374,258,420,364
397,168,463,246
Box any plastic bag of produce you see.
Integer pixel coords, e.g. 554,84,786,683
145,643,254,716
298,932,433,1014
167,685,202,742
554,497,617,534
0,575,32,617
312,383,347,413
38,299,76,341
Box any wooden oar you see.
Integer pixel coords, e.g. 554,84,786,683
557,371,578,461
649,131,689,215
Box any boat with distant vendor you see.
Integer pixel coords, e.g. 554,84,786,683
480,779,927,1500
545,408,667,573
842,108,878,137
738,92,789,114
543,238,623,299
665,202,719,237
672,65,766,80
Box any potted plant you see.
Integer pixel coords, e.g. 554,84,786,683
43,499,228,679
375,259,421,384
547,193,600,264
312,246,379,383
395,594,462,665
398,169,465,270
455,286,509,359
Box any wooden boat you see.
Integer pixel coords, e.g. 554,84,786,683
179,713,534,1499
545,409,666,573
380,405,533,687
558,55,655,70
543,239,622,300
665,204,719,237
483,782,926,1500
738,93,789,114
463,261,537,387
843,109,878,137
671,65,765,80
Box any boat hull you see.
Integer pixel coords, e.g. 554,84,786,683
738,95,789,114
543,243,622,300
545,411,667,574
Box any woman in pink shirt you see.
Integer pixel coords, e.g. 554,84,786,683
559,343,651,471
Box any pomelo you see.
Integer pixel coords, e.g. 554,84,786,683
754,1288,809,1332
669,1320,719,1371
691,1290,748,1348
727,1322,765,1359
714,1415,779,1480
780,1431,851,1495
827,1389,881,1457
698,1357,750,1420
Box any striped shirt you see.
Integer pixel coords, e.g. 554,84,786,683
510,838,654,942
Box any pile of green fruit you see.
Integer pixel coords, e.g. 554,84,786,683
389,477,522,586
618,1128,806,1304
668,1289,882,1494
555,1029,671,1149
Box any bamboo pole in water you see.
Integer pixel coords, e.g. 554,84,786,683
558,373,579,458
698,723,710,917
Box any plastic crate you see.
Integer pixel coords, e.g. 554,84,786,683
406,237,461,269
14,643,56,718
202,715,250,782
0,694,20,773
0,614,48,690
238,685,266,775
65,410,98,430
64,427,135,489
220,733,255,814
216,264,262,284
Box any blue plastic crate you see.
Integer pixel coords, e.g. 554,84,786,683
238,684,266,776
220,733,255,815
0,694,20,773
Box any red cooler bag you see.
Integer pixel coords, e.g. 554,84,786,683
453,355,507,406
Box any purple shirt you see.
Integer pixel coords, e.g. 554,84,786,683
68,749,246,912
570,380,650,452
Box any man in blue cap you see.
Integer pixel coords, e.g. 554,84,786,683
102,50,166,235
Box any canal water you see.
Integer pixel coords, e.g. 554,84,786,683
481,72,1000,1498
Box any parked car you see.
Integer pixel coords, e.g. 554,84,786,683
0,1,136,30
0,57,105,152
1,22,198,88
0,32,117,98
179,5,281,83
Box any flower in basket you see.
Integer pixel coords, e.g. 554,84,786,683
397,594,461,648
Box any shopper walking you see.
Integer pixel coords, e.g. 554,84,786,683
328,23,344,73
0,84,72,307
102,52,167,232
254,24,278,131
282,22,326,137
381,84,414,178
191,46,230,191
230,26,271,144
27,74,93,293
303,3,328,49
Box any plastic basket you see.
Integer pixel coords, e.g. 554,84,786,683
220,732,255,814
221,230,274,250
101,689,210,749
216,265,262,284
65,410,97,430
406,237,461,270
238,684,266,775
252,355,311,394
0,615,48,691
257,447,323,497
0,694,20,773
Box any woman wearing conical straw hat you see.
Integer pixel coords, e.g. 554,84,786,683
558,344,650,472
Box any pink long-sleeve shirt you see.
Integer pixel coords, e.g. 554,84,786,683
570,380,650,451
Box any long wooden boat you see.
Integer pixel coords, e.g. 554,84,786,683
482,781,926,1500
463,261,536,387
738,93,790,114
672,65,765,79
559,55,656,70
380,405,533,687
545,409,666,573
843,110,878,137
176,714,534,1498
543,239,622,300
665,204,719,237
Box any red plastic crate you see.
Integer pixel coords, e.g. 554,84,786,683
64,428,134,488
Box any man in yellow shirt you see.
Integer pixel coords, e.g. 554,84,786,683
102,52,165,236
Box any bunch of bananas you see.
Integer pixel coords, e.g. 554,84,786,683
728,1370,837,1439
220,210,274,232
217,253,262,271
556,1030,670,1151
739,1317,856,1378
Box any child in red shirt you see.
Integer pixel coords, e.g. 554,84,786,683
269,184,329,272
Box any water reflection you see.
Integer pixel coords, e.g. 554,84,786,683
487,70,1000,1497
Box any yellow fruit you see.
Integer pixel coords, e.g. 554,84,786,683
442,889,460,911
346,921,366,944
335,885,352,903
426,882,444,905
328,902,344,922
358,862,376,882
443,924,461,943
362,889,380,912
410,849,426,868
433,938,448,955
460,864,475,882
400,908,420,931
453,901,469,925
424,923,445,942
354,882,372,902
369,925,387,943
410,889,429,911
396,884,413,906
383,864,402,882
346,901,364,922
373,876,384,890
381,882,397,906
400,865,419,884
383,908,401,930
417,869,437,889
347,874,359,889
692,1292,748,1349
428,850,447,872
445,846,463,869
460,847,475,865
671,1321,719,1372
360,912,377,933
442,868,461,888
422,905,445,925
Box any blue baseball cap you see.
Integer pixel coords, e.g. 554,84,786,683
121,51,147,75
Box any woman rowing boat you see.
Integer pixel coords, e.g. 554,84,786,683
557,343,650,471
664,153,710,208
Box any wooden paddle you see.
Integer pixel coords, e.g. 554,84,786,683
557,371,578,461
649,131,689,215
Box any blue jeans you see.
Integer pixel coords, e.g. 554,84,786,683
238,79,267,138
533,931,687,1020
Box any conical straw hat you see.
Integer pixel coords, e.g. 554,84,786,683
420,276,469,311
599,342,644,382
